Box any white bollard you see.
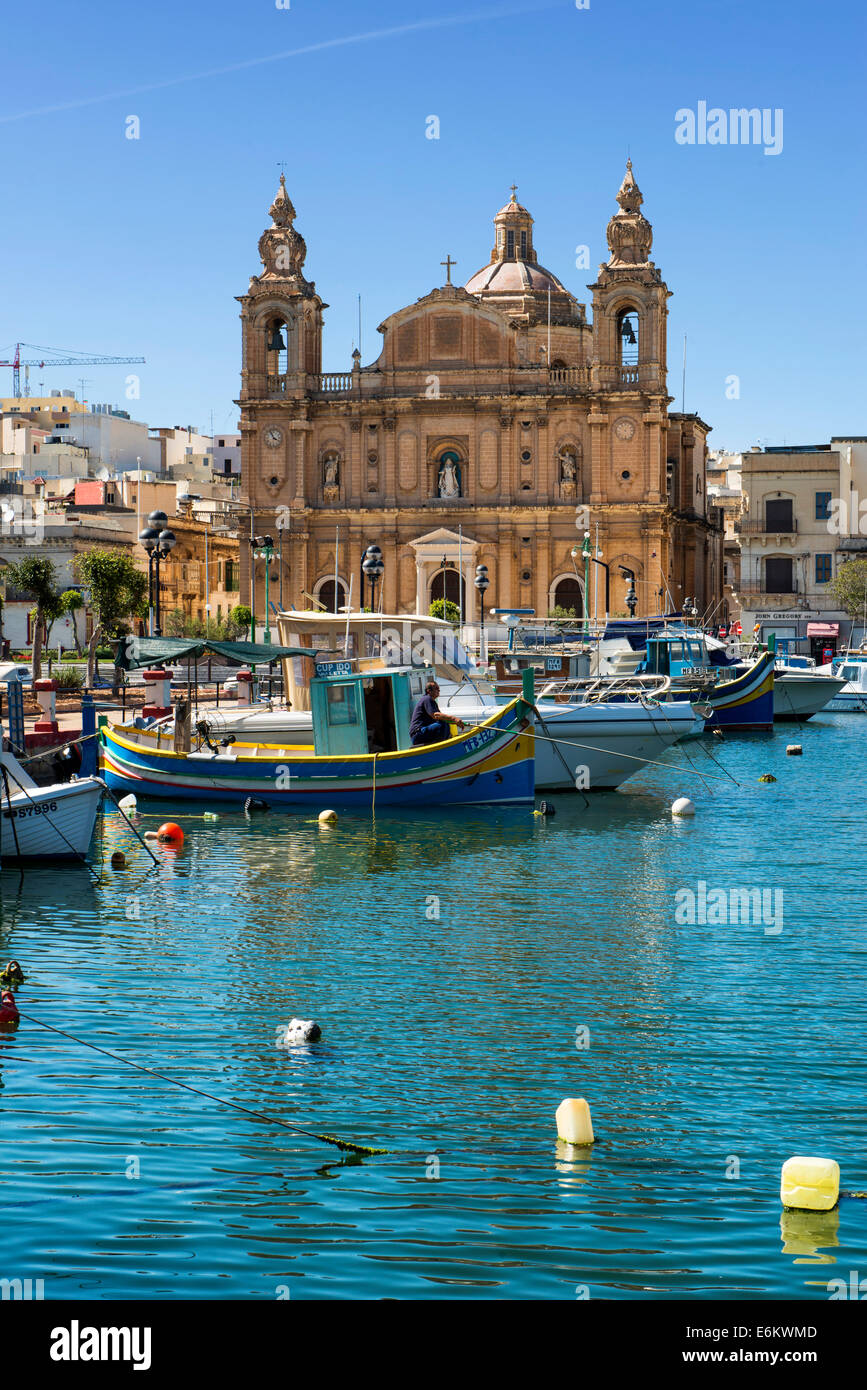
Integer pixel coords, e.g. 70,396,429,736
236,669,254,705
33,678,59,734
142,667,172,719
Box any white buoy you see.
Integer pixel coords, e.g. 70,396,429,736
118,793,137,814
671,797,695,817
318,809,338,824
556,1097,595,1146
780,1155,839,1211
276,1017,322,1046
786,744,803,756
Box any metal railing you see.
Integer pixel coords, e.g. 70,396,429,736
736,518,798,534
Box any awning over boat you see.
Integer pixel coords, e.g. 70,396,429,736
806,622,840,637
114,637,319,670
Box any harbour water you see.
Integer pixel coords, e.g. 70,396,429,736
1,711,865,1300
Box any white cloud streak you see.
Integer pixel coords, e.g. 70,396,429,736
0,5,560,124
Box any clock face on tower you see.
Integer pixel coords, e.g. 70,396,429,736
614,417,635,442
264,426,284,448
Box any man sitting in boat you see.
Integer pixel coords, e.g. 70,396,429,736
410,681,465,746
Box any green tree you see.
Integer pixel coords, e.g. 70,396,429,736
53,588,86,656
230,604,252,639
5,555,65,679
828,558,867,618
74,549,149,686
429,598,461,624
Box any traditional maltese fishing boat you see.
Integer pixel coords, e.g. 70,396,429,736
100,664,536,809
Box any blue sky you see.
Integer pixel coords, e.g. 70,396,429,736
0,0,863,449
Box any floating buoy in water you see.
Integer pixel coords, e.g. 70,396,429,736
0,990,20,1024
535,801,556,817
118,794,137,814
245,797,269,816
110,850,126,869
276,1017,322,1046
318,809,338,825
156,822,184,846
786,744,803,756
712,727,725,740
0,961,24,987
758,773,777,783
781,1155,839,1211
203,812,220,822
556,1097,594,1146
144,830,159,841
671,797,695,817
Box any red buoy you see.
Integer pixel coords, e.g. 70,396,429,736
156,822,184,846
0,990,20,1024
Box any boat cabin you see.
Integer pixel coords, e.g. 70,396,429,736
641,633,714,680
310,662,435,756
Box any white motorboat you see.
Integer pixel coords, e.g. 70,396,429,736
0,749,104,860
136,612,702,792
819,654,867,712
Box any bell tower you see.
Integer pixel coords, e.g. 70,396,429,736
590,160,670,394
587,160,671,508
238,174,327,513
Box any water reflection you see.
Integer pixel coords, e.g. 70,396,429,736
780,1207,840,1265
555,1139,594,1189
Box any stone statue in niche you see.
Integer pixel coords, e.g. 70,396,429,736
437,457,462,498
559,449,578,499
323,452,340,500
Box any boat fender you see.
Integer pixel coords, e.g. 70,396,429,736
758,774,777,783
244,797,270,816
276,1018,322,1046
0,961,24,987
671,797,695,817
535,801,556,817
786,744,803,756
156,822,184,845
0,990,20,1024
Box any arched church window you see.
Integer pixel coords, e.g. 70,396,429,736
617,309,639,366
436,449,463,498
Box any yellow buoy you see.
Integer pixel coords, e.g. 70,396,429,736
318,809,338,824
781,1155,840,1211
758,774,777,783
556,1097,595,1146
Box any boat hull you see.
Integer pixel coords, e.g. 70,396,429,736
771,674,847,720
100,701,535,808
1,777,105,859
671,651,775,731
177,696,700,791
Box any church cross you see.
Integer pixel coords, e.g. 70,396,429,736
441,254,457,285
510,183,518,199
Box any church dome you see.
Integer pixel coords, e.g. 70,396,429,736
464,259,568,295
463,186,577,322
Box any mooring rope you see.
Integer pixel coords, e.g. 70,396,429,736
15,1011,389,1158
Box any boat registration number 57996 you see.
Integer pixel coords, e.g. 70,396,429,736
4,801,59,819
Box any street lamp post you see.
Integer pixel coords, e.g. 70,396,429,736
253,535,275,643
138,510,176,637
619,566,638,617
362,544,384,612
474,563,490,663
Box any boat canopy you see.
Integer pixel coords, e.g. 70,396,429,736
115,637,317,670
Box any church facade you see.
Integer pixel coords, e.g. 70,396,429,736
237,163,722,623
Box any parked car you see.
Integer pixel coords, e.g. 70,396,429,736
0,662,33,687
